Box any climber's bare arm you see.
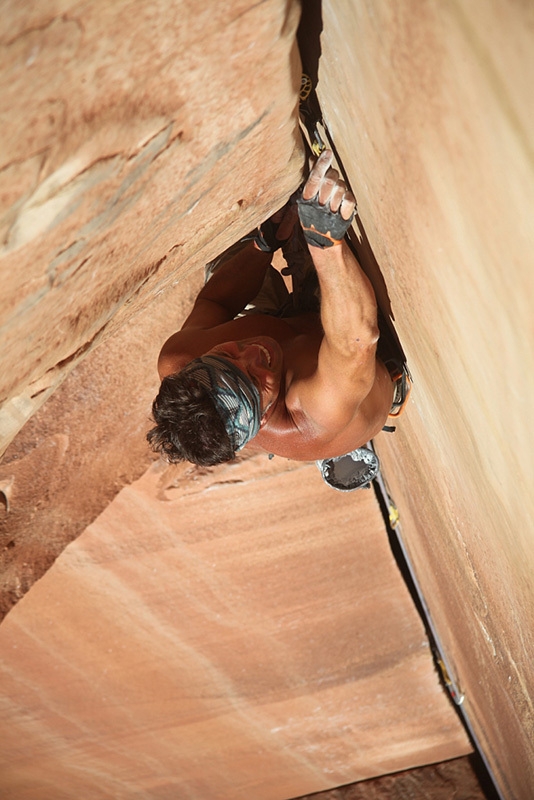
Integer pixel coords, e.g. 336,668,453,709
158,197,300,377
288,150,380,434
157,240,273,379
176,199,299,331
181,242,272,331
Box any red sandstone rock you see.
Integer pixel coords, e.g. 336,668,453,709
0,0,304,455
0,456,470,798
296,757,488,800
316,1,534,796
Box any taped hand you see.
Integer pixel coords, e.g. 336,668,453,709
297,149,356,248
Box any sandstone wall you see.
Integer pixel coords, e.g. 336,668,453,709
313,1,534,797
1,0,532,797
0,269,202,616
0,0,304,617
299,757,489,800
0,458,471,799
0,0,304,457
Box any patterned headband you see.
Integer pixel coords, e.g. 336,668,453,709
182,355,261,452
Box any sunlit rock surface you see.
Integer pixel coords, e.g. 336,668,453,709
315,1,534,797
0,457,470,799
1,0,532,797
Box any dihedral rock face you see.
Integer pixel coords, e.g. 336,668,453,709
314,1,534,797
0,0,304,617
0,268,202,618
0,457,471,799
0,0,304,455
2,0,531,797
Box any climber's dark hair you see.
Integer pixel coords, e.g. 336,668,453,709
147,371,235,467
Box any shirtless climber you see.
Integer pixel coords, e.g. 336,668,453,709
148,150,400,467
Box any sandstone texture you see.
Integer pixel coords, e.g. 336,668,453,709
0,0,304,456
1,0,532,797
0,268,202,617
296,756,491,800
0,456,470,799
0,0,304,615
312,1,534,797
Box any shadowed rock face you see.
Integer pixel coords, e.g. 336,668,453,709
0,268,202,618
0,0,304,456
0,0,304,616
296,756,490,800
